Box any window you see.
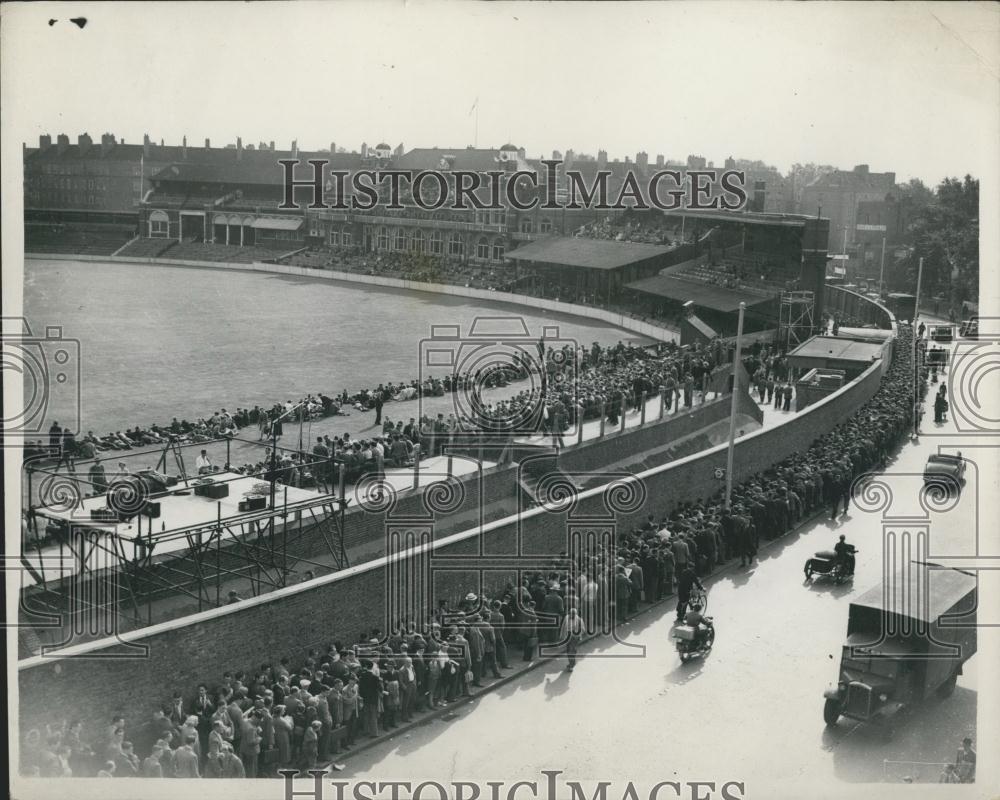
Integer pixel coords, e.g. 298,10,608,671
330,230,341,246
520,217,533,234
412,232,425,253
430,231,443,255
492,241,505,262
476,237,489,260
449,236,465,258
540,217,553,234
342,231,353,247
394,228,406,251
150,211,169,238
377,226,389,250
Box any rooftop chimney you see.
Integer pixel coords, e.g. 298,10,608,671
853,164,870,175
100,133,114,156
39,134,52,152
292,140,298,157
77,133,93,155
182,135,187,160
143,133,151,159
330,141,336,154
205,138,211,149
56,134,69,154
237,136,243,160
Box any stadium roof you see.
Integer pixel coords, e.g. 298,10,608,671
505,237,674,270
626,274,772,312
661,209,824,228
787,336,886,364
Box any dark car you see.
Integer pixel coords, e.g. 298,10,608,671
960,317,979,339
930,324,954,343
923,452,965,493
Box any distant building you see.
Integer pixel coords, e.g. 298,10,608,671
22,133,190,221
799,164,896,252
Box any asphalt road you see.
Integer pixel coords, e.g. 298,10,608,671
330,328,981,792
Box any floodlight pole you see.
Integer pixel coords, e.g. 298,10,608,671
725,302,746,510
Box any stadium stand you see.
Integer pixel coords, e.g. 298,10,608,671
24,222,135,256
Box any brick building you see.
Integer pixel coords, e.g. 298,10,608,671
799,164,897,253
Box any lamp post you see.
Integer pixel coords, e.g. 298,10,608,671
911,257,924,440
725,302,746,510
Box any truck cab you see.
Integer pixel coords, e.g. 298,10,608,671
823,565,976,740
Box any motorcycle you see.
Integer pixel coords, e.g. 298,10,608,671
673,616,715,662
803,548,857,584
673,587,714,662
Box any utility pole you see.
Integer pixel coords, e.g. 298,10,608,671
725,302,746,509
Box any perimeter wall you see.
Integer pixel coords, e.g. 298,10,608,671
17,264,896,735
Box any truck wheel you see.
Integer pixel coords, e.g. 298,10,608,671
936,673,958,698
823,698,840,726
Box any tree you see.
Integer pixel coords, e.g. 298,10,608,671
895,175,978,317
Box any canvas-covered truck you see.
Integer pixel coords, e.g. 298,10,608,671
823,564,977,741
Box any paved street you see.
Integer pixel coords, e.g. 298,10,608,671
333,328,981,790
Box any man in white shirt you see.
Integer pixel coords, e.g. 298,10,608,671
195,449,212,474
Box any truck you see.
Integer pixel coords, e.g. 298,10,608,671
822,564,977,740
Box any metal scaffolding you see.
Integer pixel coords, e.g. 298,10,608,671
20,436,351,650
778,290,816,349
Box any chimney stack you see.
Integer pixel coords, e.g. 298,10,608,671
292,140,298,157
237,136,243,160
77,133,93,155
205,138,211,149
39,134,52,152
56,134,69,154
330,141,336,154
143,133,151,159
182,135,187,160
270,141,275,151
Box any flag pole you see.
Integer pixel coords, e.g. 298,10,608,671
725,302,746,510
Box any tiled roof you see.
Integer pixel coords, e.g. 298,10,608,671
151,151,364,186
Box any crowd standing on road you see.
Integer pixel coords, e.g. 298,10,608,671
19,324,925,780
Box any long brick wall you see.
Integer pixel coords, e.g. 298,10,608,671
17,358,885,735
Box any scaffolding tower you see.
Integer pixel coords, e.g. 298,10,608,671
779,290,816,349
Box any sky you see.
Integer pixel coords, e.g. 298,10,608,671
1,1,999,185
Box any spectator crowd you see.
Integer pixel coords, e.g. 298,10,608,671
20,323,925,780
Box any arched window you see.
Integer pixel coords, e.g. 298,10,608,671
149,210,169,238
394,228,406,251
519,217,533,234
377,226,389,250
492,240,505,262
449,235,465,258
476,237,490,260
430,231,444,255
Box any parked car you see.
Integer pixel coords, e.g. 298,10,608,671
931,324,954,343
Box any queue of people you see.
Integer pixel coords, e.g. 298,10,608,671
19,324,927,780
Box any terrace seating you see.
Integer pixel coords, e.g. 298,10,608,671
115,238,177,258
24,223,134,256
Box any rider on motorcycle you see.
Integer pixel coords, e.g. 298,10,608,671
833,534,856,576
683,602,713,647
